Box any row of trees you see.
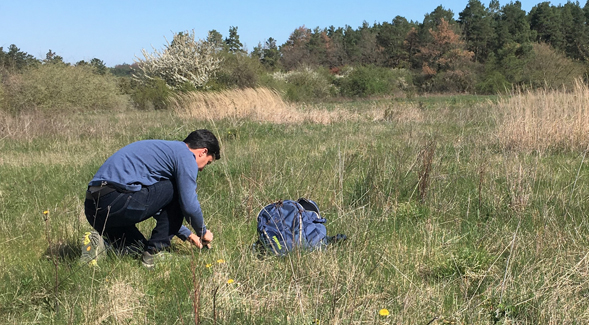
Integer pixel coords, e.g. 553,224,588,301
128,0,589,95
267,0,589,69
254,0,589,92
2,0,589,112
0,44,108,74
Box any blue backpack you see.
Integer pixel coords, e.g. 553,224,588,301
256,198,328,255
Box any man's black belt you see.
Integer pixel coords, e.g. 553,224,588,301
86,184,118,200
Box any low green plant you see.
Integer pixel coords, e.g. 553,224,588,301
422,246,495,280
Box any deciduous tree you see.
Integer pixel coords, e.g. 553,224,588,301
280,26,311,70
417,18,475,91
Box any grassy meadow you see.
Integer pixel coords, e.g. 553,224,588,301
2,87,589,324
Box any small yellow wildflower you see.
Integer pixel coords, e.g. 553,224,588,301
227,279,234,284
216,259,225,264
83,232,91,245
206,263,212,268
43,210,49,215
89,259,98,267
379,309,390,317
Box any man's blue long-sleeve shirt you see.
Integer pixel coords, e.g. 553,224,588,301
89,140,205,236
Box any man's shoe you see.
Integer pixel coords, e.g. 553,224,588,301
81,230,106,266
141,250,155,269
141,250,175,269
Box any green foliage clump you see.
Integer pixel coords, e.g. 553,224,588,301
426,61,482,93
269,67,335,102
522,42,585,89
3,63,129,113
337,65,411,97
0,44,39,72
422,246,495,280
209,53,265,90
129,77,171,110
476,71,511,94
476,42,584,94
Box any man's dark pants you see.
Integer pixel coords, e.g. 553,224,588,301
84,180,182,253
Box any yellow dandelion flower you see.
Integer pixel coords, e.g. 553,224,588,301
227,279,234,284
379,309,390,317
217,259,225,264
43,210,49,215
83,232,91,245
206,263,212,268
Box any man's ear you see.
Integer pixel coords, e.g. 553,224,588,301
196,148,208,157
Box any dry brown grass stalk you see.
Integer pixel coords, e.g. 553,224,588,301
84,279,146,325
497,79,589,152
170,88,383,124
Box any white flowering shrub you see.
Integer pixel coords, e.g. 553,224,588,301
134,30,222,89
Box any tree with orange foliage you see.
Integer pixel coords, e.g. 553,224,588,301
281,26,312,70
416,18,475,91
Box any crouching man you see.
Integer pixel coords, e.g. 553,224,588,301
83,129,219,268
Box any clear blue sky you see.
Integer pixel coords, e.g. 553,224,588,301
1,0,553,67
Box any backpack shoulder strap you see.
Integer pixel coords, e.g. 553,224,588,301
297,198,319,214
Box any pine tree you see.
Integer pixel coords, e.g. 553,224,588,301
560,2,589,60
529,2,564,50
225,26,244,53
375,16,415,68
458,0,494,62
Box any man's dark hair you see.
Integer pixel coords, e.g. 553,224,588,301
184,129,221,160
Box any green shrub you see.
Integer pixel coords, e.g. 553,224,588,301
116,76,134,95
130,78,171,110
258,72,284,92
426,61,482,93
269,67,334,102
522,43,584,89
210,53,264,90
3,64,129,113
337,65,411,97
476,71,512,94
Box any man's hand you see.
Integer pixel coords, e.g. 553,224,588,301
187,231,213,249
202,229,213,243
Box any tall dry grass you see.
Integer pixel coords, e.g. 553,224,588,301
497,80,589,152
169,87,384,124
